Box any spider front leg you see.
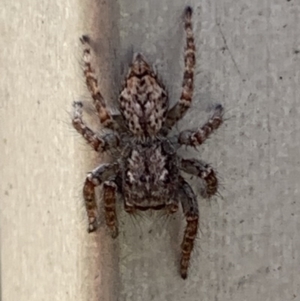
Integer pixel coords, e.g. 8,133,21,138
103,180,119,238
180,158,218,198
178,176,199,279
80,35,117,130
165,6,196,129
178,104,224,147
72,101,120,152
83,163,119,232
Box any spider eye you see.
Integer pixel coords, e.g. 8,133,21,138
163,176,170,184
140,175,147,182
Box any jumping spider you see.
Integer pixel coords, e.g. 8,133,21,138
72,6,224,279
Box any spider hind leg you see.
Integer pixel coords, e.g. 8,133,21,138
80,35,116,130
165,6,196,129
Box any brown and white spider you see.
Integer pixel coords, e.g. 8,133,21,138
72,6,223,279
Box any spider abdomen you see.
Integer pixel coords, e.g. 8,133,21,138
119,53,168,138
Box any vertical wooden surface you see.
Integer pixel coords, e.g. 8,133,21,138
1,1,120,300
1,0,300,301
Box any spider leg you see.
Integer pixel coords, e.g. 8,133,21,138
165,6,195,129
72,101,120,152
166,198,179,214
80,35,117,130
180,158,218,198
103,180,119,238
178,176,199,279
83,163,119,232
178,104,224,147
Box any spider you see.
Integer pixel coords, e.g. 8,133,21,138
72,6,224,279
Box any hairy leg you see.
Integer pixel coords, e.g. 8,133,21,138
178,104,224,147
178,176,199,279
80,35,117,130
165,6,196,129
72,101,120,152
180,158,218,198
103,180,119,238
83,163,119,232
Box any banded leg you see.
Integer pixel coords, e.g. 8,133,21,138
180,158,218,198
165,6,196,129
83,163,119,232
178,104,224,147
179,177,199,279
72,101,120,152
103,181,118,238
80,35,116,129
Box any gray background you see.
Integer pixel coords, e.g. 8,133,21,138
1,0,300,300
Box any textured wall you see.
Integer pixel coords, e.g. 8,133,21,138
1,0,300,300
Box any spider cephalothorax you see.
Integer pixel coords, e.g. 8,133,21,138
72,6,224,279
